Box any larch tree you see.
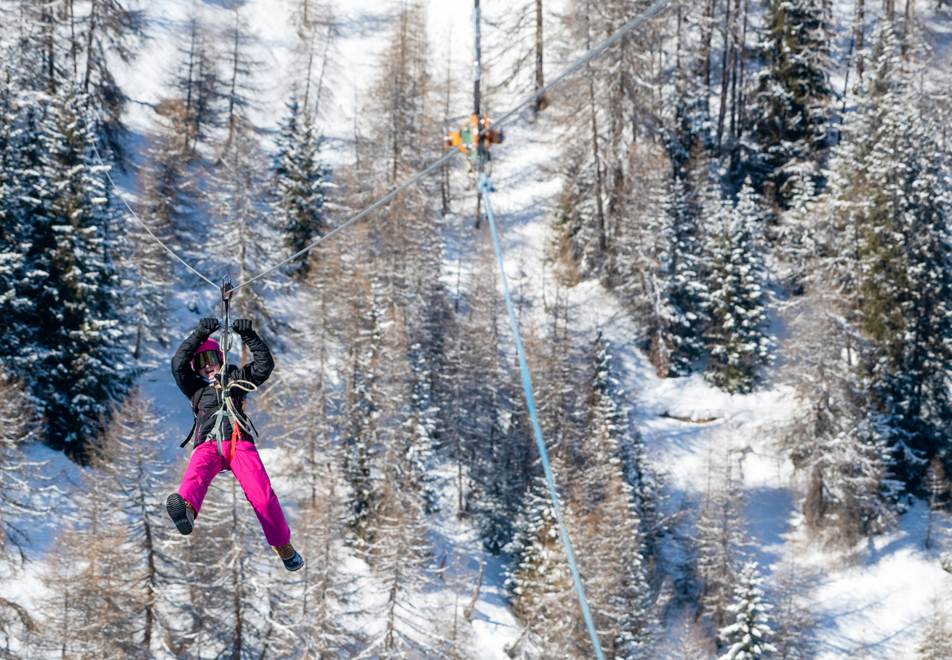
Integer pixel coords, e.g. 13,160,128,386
170,13,222,151
781,297,893,543
695,441,749,631
504,479,580,657
65,0,146,154
768,553,817,660
452,244,534,552
916,595,952,660
90,389,173,653
571,334,657,659
0,372,39,657
206,118,285,352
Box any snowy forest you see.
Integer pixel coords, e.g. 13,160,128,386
2,0,952,657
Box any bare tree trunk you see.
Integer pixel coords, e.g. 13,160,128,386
590,75,606,253
42,4,57,94
728,0,743,142
716,0,733,152
83,0,97,93
856,0,865,79
901,0,913,59
68,0,78,77
702,0,717,103
534,0,547,111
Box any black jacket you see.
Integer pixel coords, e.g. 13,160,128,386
171,327,274,448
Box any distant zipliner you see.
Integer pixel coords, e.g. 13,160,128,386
443,113,503,178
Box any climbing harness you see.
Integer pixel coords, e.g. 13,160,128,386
207,378,259,462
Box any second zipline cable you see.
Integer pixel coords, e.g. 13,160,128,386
477,173,606,660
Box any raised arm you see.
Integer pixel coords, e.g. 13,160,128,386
232,319,275,386
171,318,220,397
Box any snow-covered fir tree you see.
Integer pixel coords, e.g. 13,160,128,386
717,561,777,660
23,87,131,457
781,299,894,542
505,479,579,656
574,337,657,658
273,96,328,278
747,0,832,204
653,173,710,376
447,244,533,551
825,22,952,493
703,179,769,393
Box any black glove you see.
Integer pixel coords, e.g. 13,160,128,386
232,319,253,336
198,318,221,335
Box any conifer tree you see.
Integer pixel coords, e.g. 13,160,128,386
273,96,328,278
448,245,533,550
362,478,435,658
769,554,817,660
38,524,146,658
505,480,579,656
748,0,832,203
124,108,186,359
717,561,777,660
0,54,29,368
0,373,38,656
24,87,130,457
916,596,952,660
268,483,352,659
575,356,657,658
170,14,221,151
221,3,260,144
785,305,893,542
91,389,172,652
696,442,749,630
69,0,146,154
163,477,271,660
206,118,284,350
654,175,710,376
37,431,155,658
826,22,952,493
704,179,769,393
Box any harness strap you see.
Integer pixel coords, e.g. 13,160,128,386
205,379,260,463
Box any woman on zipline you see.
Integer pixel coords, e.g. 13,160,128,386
166,317,304,571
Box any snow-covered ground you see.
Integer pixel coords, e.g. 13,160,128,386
7,0,952,658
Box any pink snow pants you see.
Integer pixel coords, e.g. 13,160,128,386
178,439,291,547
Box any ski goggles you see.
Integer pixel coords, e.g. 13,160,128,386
193,350,222,370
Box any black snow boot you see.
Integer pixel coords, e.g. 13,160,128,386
273,543,304,571
167,493,196,535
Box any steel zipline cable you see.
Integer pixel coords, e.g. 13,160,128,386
494,0,675,128
94,0,673,293
91,141,220,289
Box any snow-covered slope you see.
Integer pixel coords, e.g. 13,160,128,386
7,0,952,658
